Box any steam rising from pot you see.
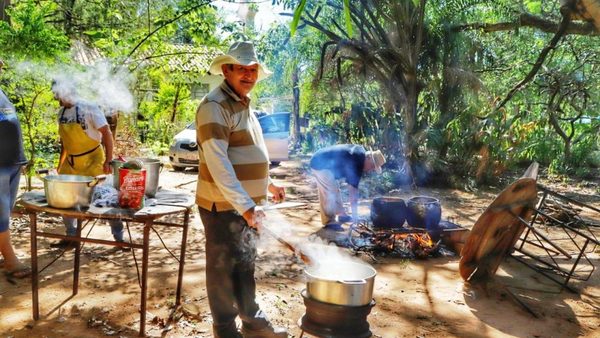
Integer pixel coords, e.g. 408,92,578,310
12,59,134,115
51,61,134,114
255,210,370,271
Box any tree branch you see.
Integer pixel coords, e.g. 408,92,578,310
452,12,598,36
125,1,212,61
496,10,572,110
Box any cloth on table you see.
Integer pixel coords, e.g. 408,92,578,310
91,184,158,208
92,185,119,207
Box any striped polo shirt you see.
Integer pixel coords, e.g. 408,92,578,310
195,81,270,214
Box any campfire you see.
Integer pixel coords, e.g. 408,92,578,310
347,223,441,259
309,195,471,258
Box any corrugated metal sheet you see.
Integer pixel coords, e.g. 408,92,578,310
71,40,103,66
138,44,222,74
71,40,222,74
163,44,222,74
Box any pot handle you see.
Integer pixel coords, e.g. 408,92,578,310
88,174,107,187
338,279,367,285
35,168,57,179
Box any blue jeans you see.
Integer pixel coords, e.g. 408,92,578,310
63,217,124,242
0,165,21,233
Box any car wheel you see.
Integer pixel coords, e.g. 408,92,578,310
270,161,280,166
172,165,185,172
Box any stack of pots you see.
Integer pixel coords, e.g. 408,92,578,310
110,157,162,197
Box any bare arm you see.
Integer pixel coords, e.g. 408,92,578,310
98,125,114,174
58,141,67,171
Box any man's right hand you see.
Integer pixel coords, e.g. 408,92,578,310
242,206,266,230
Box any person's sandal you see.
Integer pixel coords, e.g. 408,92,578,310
5,266,32,280
49,239,79,250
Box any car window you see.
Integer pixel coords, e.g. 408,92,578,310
186,123,196,130
259,114,289,133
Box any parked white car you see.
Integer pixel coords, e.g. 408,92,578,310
169,112,290,171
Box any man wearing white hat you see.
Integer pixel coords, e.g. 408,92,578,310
310,144,386,230
195,41,288,338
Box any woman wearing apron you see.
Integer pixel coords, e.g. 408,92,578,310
50,81,125,249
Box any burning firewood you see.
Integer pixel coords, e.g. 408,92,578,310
349,223,440,259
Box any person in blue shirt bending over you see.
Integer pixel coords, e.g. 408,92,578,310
309,144,385,230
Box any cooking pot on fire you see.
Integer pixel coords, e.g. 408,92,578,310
371,197,407,228
42,174,105,209
305,260,376,306
405,196,442,230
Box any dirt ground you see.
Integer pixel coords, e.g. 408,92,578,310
1,158,599,338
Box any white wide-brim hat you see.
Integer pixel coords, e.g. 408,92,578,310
366,150,386,174
208,41,272,81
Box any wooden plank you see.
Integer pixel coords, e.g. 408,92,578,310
459,177,538,282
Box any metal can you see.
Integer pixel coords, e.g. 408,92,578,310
118,168,146,209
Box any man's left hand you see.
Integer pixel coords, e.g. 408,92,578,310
268,183,285,203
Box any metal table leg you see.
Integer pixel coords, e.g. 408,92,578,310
139,220,151,336
30,212,39,320
562,238,591,289
73,218,82,295
176,210,190,305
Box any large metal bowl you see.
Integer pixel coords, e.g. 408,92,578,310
43,174,104,209
305,261,376,306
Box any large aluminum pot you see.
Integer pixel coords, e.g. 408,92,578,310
43,174,104,209
305,261,376,306
111,158,162,197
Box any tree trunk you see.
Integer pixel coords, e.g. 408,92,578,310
292,66,300,144
170,84,181,123
19,89,43,191
0,0,10,23
437,31,456,160
64,0,77,35
402,74,418,182
547,90,573,163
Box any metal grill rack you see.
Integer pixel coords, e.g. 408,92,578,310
511,184,600,293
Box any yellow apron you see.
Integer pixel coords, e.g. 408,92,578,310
57,105,105,176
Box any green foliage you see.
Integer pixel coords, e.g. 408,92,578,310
524,0,542,14
0,0,69,59
1,0,599,185
137,79,199,154
175,6,221,45
1,63,60,182
290,0,307,36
